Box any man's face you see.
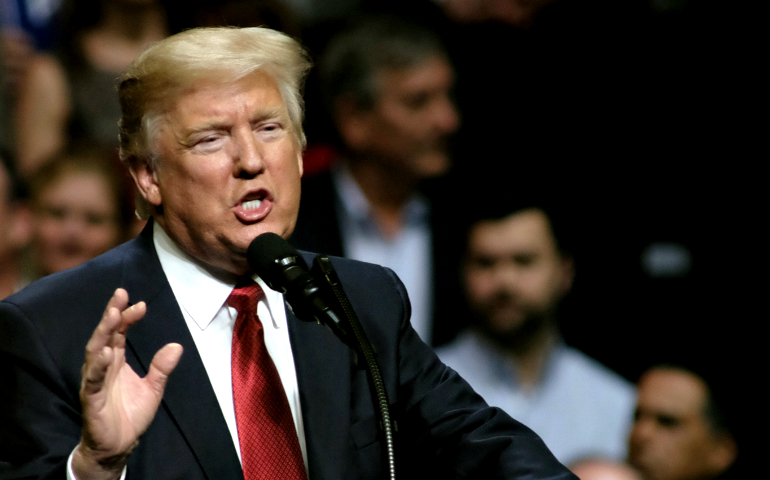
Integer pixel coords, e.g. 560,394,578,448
628,369,735,480
463,209,573,338
33,169,120,275
348,55,459,179
133,70,303,276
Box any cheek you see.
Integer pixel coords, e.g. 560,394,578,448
525,269,563,303
36,219,64,245
86,224,119,250
465,271,496,302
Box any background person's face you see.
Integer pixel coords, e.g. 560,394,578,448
353,56,459,179
134,70,303,276
463,209,572,339
33,169,120,275
628,369,733,480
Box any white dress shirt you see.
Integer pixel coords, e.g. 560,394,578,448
437,329,636,465
333,164,434,344
68,223,308,478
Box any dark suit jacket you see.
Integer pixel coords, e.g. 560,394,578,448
0,223,575,480
290,170,467,347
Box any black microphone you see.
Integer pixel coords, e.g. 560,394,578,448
247,233,352,344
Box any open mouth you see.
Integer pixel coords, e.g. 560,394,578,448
242,198,263,211
234,190,272,222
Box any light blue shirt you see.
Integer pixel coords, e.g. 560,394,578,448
332,165,434,343
436,329,636,465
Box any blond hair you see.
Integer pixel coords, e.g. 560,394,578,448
117,27,312,218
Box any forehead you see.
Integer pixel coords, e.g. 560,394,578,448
376,56,454,97
39,169,115,202
468,209,557,255
637,369,709,418
165,70,287,125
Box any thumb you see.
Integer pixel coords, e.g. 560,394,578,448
145,343,183,397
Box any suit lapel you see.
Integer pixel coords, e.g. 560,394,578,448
287,295,352,480
122,225,243,480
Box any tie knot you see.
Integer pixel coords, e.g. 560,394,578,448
228,279,264,314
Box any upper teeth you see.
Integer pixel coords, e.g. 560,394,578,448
243,199,262,211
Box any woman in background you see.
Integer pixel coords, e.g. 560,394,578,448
26,143,134,278
14,0,168,176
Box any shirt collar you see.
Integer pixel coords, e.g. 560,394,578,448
153,221,284,330
331,163,429,226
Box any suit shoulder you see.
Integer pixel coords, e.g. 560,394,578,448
298,251,411,321
300,251,402,285
2,239,141,327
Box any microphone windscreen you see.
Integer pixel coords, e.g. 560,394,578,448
247,232,304,278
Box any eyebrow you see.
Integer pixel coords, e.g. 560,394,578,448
181,108,287,139
250,107,285,123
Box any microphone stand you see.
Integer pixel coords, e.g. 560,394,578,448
310,256,397,480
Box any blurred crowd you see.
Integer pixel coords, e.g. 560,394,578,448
1,0,755,478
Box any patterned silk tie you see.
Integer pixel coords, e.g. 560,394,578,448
229,279,307,480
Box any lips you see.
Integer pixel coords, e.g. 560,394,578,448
234,189,272,223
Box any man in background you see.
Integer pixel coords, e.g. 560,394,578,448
628,365,738,480
437,199,636,464
290,15,462,346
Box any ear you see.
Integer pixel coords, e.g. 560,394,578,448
296,150,304,178
335,96,373,151
129,159,162,207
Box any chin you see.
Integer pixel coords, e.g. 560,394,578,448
412,151,450,178
240,223,286,243
489,313,525,333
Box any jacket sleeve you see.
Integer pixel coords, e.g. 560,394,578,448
0,301,81,480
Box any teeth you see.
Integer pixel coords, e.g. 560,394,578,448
242,199,262,211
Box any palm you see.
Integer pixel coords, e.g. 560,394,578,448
78,288,183,464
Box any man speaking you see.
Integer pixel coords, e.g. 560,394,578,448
0,27,575,480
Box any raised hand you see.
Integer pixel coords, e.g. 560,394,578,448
72,288,183,480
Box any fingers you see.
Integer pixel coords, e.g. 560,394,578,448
88,289,146,351
145,343,184,398
81,345,113,397
82,289,146,395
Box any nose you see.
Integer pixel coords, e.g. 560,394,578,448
493,263,523,290
232,127,265,178
60,213,86,240
629,417,653,449
432,93,460,135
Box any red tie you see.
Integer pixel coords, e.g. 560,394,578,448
229,279,307,480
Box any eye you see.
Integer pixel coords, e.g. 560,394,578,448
403,92,430,110
43,206,67,220
513,253,536,267
470,255,495,270
86,212,114,226
655,414,681,428
255,122,285,141
192,134,226,154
